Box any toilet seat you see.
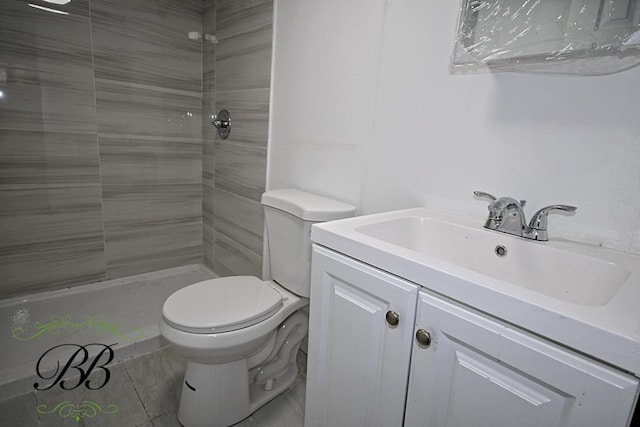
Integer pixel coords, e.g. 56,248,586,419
162,276,283,334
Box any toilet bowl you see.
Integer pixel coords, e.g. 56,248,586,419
159,189,356,427
161,277,309,427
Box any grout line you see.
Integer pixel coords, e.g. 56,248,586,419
86,0,109,281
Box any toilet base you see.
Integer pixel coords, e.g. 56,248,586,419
176,356,300,427
178,359,250,427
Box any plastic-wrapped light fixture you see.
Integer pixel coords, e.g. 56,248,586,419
451,0,640,75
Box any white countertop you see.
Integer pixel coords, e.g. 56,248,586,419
311,207,640,376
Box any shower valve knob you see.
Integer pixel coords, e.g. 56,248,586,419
211,109,231,139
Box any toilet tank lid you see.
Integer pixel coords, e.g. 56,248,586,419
261,189,356,221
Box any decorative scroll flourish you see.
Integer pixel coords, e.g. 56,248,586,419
36,400,119,422
12,314,143,342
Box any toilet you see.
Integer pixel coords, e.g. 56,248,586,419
160,189,356,427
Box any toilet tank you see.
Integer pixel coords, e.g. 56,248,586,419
261,189,356,298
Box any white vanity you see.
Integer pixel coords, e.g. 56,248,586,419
304,208,640,427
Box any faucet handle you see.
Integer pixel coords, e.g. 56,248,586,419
473,191,496,201
527,205,577,241
474,191,526,207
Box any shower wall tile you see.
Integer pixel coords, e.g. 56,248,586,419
213,0,273,277
0,84,97,133
216,88,270,147
95,79,202,139
92,0,204,279
215,142,267,201
91,0,201,43
99,135,202,186
91,18,201,92
0,130,100,186
0,1,104,298
102,184,201,277
214,188,264,255
202,1,217,270
0,4,94,92
0,186,105,297
216,24,273,92
214,231,263,277
216,0,273,40
91,0,202,91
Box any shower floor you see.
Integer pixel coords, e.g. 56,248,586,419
0,264,216,401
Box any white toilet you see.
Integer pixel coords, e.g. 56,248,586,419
160,189,355,427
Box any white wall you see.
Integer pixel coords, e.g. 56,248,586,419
268,0,640,254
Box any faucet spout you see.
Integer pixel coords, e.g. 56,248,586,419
485,197,527,236
474,191,577,242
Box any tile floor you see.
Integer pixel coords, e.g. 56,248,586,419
0,346,306,427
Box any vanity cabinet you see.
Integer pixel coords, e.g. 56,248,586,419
305,245,640,427
304,245,418,427
405,291,639,427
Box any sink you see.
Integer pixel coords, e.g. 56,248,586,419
340,212,629,307
310,207,640,375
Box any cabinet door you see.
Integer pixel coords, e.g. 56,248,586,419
405,290,639,427
305,245,418,427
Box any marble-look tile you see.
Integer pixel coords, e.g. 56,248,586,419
0,130,99,186
233,375,306,427
125,347,186,420
215,142,267,201
95,79,201,139
150,412,182,427
204,44,217,97
203,222,215,269
631,225,640,255
214,188,264,255
214,231,262,277
102,184,201,234
102,184,201,278
33,364,148,427
203,0,216,88
204,0,217,27
91,15,201,92
216,24,273,92
0,186,105,298
91,0,201,44
4,0,91,19
0,390,39,427
0,186,104,246
0,83,97,133
99,135,201,186
0,2,94,92
203,142,215,270
0,345,307,427
216,88,270,147
216,0,273,41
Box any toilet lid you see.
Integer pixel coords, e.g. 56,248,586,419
162,276,283,333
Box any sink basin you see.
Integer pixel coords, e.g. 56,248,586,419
353,214,630,306
311,207,640,375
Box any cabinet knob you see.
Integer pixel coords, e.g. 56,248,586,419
415,329,432,348
385,310,400,327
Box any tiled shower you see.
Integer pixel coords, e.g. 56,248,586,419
0,0,273,299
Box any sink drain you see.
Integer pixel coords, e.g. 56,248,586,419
495,245,507,257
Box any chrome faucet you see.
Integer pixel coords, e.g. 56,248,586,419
474,191,577,241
